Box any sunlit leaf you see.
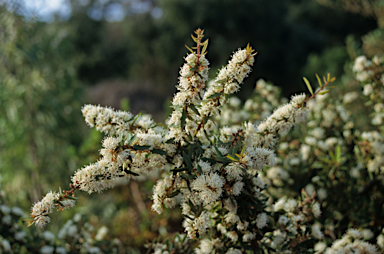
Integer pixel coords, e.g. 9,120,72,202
303,77,313,95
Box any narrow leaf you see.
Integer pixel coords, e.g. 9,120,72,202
127,134,137,146
152,148,168,155
191,34,198,43
226,155,238,162
168,190,181,198
329,150,335,161
124,169,140,176
207,93,221,100
315,74,322,87
183,151,193,170
197,165,203,175
240,145,247,156
168,123,177,128
303,77,313,95
203,116,209,124
189,104,200,116
214,146,223,157
185,45,194,53
215,78,227,84
215,156,230,164
165,138,175,144
201,39,209,55
318,90,329,95
170,168,188,172
335,146,341,161
181,172,196,180
180,109,187,130
132,145,151,150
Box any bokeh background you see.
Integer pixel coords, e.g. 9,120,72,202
0,0,382,252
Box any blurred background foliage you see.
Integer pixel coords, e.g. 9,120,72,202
0,0,383,251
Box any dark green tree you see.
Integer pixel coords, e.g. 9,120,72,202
0,7,86,208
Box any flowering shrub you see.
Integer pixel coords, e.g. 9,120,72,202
25,29,383,253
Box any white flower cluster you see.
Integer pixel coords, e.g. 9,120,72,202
31,191,70,228
353,55,384,126
361,131,384,174
316,228,379,254
257,94,309,138
173,53,209,107
263,197,323,251
82,104,134,136
200,48,254,116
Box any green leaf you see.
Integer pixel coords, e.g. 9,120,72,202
320,157,332,164
189,104,200,116
303,77,313,95
152,148,168,155
335,146,341,161
329,150,335,161
215,78,227,84
185,45,194,53
188,143,194,158
132,113,142,124
183,151,193,170
226,155,238,162
197,165,203,175
132,145,151,150
215,156,230,164
181,109,187,130
166,138,175,144
203,116,209,124
126,134,137,146
124,169,140,176
240,145,246,156
214,146,223,157
354,145,360,156
168,190,181,198
207,93,221,100
191,34,198,43
318,90,329,95
315,73,322,87
201,39,209,55
180,172,196,180
228,146,234,156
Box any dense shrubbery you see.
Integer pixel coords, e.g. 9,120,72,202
23,27,383,253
